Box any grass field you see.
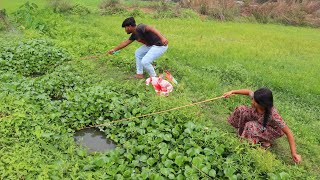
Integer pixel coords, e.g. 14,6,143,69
1,0,319,179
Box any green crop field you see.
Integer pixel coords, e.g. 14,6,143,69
1,0,319,179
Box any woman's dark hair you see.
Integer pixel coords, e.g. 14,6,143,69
253,87,273,129
122,17,136,27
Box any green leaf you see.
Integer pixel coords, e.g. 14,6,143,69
184,128,192,134
160,147,169,155
147,158,157,166
209,169,216,177
139,155,148,162
203,148,214,155
123,169,133,177
175,155,184,167
163,133,172,141
168,151,177,159
192,156,203,167
125,153,133,161
187,147,201,156
163,159,174,168
279,172,290,180
168,173,175,179
77,149,87,157
140,170,149,179
184,121,196,129
160,168,172,176
172,126,180,136
224,167,235,177
201,166,210,174
154,116,164,124
94,158,105,167
152,174,164,180
33,126,42,138
216,145,224,156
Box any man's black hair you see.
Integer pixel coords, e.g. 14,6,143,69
122,17,136,27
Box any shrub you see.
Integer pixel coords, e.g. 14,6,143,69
70,4,91,15
0,39,70,76
58,85,144,127
242,1,320,26
13,2,55,35
47,0,91,15
127,8,146,18
180,0,240,21
99,0,127,15
47,0,73,13
33,65,88,100
0,9,8,31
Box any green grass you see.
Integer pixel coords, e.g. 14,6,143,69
1,0,320,179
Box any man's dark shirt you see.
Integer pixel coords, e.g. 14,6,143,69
129,24,164,46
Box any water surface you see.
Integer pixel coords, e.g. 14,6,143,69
74,128,116,153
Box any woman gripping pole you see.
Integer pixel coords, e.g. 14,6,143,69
223,87,302,164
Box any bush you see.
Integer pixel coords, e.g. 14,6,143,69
33,65,88,100
58,85,144,127
0,9,8,31
127,8,146,18
99,0,127,15
13,2,56,35
180,0,240,21
47,0,91,15
243,1,320,26
47,0,73,13
0,39,70,76
180,0,320,26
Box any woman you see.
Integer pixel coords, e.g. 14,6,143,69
223,88,302,163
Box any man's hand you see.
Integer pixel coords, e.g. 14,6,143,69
161,38,168,46
108,49,115,55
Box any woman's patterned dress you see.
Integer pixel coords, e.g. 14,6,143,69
228,105,286,143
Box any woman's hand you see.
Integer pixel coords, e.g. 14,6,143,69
292,153,302,164
223,91,233,98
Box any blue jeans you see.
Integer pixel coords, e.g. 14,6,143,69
135,45,168,77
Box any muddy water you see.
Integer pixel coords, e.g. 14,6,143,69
74,128,116,153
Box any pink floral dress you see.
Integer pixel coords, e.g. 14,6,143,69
228,105,286,143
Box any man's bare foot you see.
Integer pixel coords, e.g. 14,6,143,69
134,74,144,79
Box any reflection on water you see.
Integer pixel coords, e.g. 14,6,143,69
74,128,116,153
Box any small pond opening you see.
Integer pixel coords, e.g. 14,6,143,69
74,128,116,153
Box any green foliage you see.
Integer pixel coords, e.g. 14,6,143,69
58,84,146,128
0,9,8,31
48,0,91,15
99,0,127,15
1,1,319,179
33,65,88,100
0,39,70,76
12,2,55,35
127,8,146,18
48,0,73,13
202,63,249,86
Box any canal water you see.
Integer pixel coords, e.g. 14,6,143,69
74,128,116,153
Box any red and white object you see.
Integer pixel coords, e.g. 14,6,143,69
145,76,173,96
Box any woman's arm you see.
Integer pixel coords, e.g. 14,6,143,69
145,26,168,45
108,39,133,54
223,89,253,98
282,126,302,163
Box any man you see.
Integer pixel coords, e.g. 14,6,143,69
108,17,168,79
